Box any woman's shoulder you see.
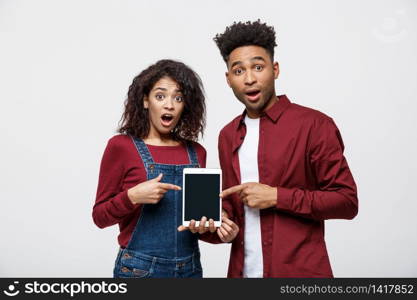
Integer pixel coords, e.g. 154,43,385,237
188,140,206,154
107,134,132,144
188,141,206,167
105,134,135,154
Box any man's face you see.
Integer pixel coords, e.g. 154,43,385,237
226,45,279,118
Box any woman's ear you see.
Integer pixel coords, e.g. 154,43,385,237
143,95,149,109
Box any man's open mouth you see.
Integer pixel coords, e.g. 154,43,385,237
245,90,261,101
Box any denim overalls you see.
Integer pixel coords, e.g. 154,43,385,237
113,137,202,278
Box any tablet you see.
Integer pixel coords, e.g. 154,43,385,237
182,168,222,227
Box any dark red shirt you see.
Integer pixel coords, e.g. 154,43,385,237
93,135,206,248
219,95,358,278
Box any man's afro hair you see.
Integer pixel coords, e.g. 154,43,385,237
213,20,277,63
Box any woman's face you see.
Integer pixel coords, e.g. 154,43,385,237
144,76,185,138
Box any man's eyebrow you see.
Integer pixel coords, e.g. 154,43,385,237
251,56,266,62
230,56,266,69
230,60,243,69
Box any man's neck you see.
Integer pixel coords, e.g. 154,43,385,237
246,94,278,119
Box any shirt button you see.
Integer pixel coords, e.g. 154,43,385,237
240,136,244,140
240,241,244,246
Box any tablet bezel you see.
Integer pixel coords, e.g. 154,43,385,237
182,168,222,227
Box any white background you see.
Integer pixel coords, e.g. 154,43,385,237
1,0,416,277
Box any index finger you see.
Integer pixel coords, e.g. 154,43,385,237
220,184,246,198
177,225,188,232
159,183,182,191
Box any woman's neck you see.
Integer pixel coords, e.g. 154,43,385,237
143,132,181,146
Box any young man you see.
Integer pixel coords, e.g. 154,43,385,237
214,20,358,278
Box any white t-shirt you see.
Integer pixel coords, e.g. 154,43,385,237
238,115,264,278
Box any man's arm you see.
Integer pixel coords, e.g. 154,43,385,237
276,117,358,220
220,118,358,221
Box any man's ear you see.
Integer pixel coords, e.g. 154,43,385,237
273,61,280,79
143,95,149,109
225,71,231,87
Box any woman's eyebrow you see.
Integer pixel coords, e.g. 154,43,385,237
152,87,167,92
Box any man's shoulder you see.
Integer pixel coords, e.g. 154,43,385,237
219,115,241,139
288,102,333,125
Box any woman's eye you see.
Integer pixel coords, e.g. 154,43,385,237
175,95,183,102
255,65,263,71
155,94,165,100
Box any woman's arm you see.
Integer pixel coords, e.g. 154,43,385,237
92,138,137,228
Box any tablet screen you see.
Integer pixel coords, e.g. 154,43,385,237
184,173,220,221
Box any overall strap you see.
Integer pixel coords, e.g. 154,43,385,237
186,142,200,167
130,136,155,165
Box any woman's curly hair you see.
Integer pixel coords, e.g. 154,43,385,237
118,59,206,142
213,20,277,63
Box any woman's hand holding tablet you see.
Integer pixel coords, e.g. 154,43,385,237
178,210,239,242
181,168,222,227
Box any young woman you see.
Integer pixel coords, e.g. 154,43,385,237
93,59,238,278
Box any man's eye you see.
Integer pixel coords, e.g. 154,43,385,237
234,68,243,75
255,65,263,71
155,94,165,100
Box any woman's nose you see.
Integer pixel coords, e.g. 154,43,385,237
164,98,174,109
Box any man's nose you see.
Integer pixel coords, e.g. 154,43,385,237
244,70,256,85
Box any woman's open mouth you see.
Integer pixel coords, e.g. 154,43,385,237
161,114,174,127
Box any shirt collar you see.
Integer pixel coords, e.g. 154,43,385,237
236,94,291,129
